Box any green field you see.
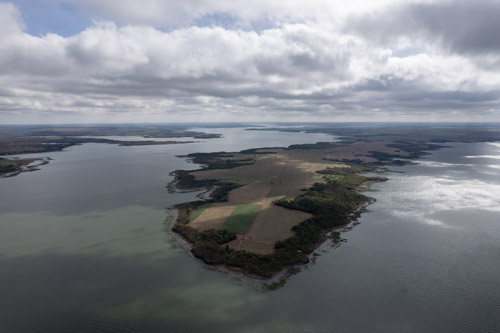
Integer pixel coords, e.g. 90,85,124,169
191,203,212,221
221,204,261,234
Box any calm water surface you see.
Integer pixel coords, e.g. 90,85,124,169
1,129,499,332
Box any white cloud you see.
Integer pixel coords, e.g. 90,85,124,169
0,3,24,37
465,155,500,160
0,1,500,122
67,0,406,27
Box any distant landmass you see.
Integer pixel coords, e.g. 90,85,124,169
0,124,222,177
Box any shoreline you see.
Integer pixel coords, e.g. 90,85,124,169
172,176,380,280
169,143,390,278
0,157,50,178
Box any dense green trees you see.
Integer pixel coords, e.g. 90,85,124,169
173,163,386,277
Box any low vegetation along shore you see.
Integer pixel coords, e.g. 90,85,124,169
170,140,418,278
0,157,50,178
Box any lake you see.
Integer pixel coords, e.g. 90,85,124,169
1,128,499,332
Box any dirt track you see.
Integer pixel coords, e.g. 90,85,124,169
188,142,399,254
189,149,339,254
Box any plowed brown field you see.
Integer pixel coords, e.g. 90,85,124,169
188,148,345,254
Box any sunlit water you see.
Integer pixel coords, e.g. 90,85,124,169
1,130,500,332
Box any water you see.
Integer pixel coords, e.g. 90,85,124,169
1,129,500,332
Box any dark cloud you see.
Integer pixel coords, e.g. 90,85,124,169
349,0,500,55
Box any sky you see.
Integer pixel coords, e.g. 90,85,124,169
0,0,499,123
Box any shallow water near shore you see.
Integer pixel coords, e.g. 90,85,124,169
1,129,500,332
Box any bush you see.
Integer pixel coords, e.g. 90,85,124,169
173,162,384,277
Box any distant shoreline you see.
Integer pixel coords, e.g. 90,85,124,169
0,125,224,178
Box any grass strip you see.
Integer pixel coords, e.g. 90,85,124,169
222,204,260,234
191,203,212,221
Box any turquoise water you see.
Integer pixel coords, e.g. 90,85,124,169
1,129,500,332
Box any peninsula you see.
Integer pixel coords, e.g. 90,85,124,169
172,140,404,277
172,125,500,278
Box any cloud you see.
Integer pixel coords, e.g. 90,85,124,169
0,1,500,122
349,0,500,56
0,2,24,37
66,0,400,27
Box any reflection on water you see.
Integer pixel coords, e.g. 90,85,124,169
379,142,500,228
1,131,500,332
